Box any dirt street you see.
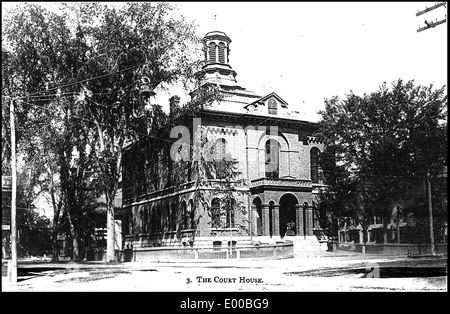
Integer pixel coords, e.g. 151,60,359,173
2,251,447,292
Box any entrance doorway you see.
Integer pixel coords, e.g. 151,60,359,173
279,194,298,238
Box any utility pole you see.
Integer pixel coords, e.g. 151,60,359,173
416,2,447,32
426,171,436,255
9,99,17,283
397,206,401,244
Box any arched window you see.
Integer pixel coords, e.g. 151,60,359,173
268,99,278,115
218,42,226,63
211,198,221,228
310,147,320,183
208,42,217,63
265,139,280,178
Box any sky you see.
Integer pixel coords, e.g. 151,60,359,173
170,2,447,122
2,2,447,121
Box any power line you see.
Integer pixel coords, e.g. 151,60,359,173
18,100,179,146
5,61,148,101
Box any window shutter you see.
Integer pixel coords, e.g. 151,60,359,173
218,42,225,63
209,42,217,63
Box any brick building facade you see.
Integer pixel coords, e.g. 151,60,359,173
121,31,326,249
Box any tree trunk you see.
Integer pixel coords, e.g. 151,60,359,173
383,216,388,244
52,213,59,261
49,169,60,262
67,209,79,260
106,191,116,263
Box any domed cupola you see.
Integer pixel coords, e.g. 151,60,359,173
204,31,231,65
200,31,241,88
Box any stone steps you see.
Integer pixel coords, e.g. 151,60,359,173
285,236,326,252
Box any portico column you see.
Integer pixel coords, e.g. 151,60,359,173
305,204,313,236
295,204,304,236
251,205,258,237
262,204,270,236
272,205,280,237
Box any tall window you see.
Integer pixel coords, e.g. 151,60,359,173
225,199,235,228
154,206,161,233
265,139,280,178
151,207,157,234
170,203,177,231
218,42,226,63
189,200,196,229
211,198,221,228
127,210,133,236
212,138,228,179
181,201,189,230
210,198,235,228
208,42,217,63
310,147,320,183
143,207,149,234
213,138,227,160
139,210,144,234
268,99,278,115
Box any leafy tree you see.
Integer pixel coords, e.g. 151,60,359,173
2,3,103,260
316,79,447,239
17,207,52,257
0,164,53,257
3,2,205,261
71,2,202,261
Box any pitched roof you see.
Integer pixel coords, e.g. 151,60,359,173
244,92,289,109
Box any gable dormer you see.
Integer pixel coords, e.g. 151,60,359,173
244,92,289,116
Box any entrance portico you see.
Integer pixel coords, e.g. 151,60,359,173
250,177,316,238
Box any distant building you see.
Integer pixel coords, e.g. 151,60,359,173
121,31,327,249
337,167,447,254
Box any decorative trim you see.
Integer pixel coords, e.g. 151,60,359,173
250,178,312,191
306,136,322,144
205,126,238,136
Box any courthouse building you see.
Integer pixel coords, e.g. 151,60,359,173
121,31,327,249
